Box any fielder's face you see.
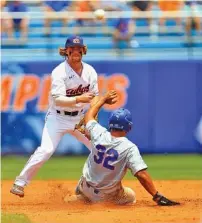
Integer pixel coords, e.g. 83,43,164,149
66,46,84,62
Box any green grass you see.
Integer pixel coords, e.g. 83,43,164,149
1,154,202,180
1,213,32,223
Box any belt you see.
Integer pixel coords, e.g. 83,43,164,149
56,110,79,116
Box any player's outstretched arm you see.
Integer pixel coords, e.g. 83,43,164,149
90,96,100,107
135,170,180,206
84,90,117,124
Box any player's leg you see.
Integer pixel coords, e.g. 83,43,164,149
64,180,91,204
115,187,136,205
19,17,29,39
61,18,68,36
10,114,64,197
43,5,54,36
68,129,92,151
74,177,96,203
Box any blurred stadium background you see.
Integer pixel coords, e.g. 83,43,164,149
1,0,202,157
1,0,202,61
1,2,202,223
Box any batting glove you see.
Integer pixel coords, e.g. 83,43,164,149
153,192,180,206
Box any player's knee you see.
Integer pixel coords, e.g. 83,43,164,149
44,149,54,159
130,190,136,204
125,187,136,204
37,146,54,160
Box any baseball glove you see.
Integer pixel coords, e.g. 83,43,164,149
75,115,98,136
75,117,86,135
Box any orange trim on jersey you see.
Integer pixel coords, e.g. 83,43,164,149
37,76,51,112
1,75,13,111
13,75,40,112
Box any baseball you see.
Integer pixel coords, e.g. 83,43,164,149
94,9,105,20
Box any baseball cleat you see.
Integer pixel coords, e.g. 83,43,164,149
10,184,24,197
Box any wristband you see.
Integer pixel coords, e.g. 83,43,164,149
153,192,163,202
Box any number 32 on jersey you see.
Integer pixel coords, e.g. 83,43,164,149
94,145,119,170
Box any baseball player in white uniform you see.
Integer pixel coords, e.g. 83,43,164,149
75,91,180,206
10,35,99,197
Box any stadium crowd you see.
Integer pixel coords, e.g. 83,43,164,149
1,0,201,49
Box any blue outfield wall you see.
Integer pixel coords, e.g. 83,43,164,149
1,60,202,155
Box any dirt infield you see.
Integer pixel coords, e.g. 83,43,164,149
2,180,202,223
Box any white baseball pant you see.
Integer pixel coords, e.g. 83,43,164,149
14,112,92,187
76,177,136,205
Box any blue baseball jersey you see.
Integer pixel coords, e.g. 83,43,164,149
83,120,148,191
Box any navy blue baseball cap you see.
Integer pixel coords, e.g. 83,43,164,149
65,35,85,48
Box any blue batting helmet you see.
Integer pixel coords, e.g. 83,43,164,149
109,108,133,132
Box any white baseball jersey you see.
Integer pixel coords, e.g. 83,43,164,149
49,60,99,113
82,120,148,191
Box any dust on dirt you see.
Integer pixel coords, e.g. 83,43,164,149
2,180,202,223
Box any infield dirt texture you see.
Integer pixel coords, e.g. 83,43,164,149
2,155,202,223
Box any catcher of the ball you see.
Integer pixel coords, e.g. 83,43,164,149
75,90,118,137
90,90,118,106
103,90,118,105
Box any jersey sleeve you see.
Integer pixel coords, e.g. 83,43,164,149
126,145,148,175
86,120,107,143
90,67,99,96
51,69,66,97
